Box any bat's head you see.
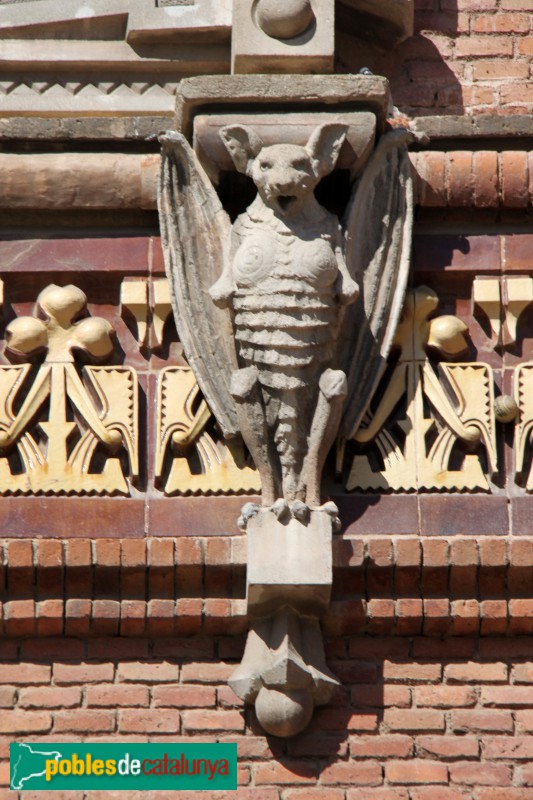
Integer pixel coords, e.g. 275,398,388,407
220,123,347,217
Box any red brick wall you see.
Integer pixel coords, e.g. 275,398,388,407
5,635,533,799
3,534,533,797
337,0,533,117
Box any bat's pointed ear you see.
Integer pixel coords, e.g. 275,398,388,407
220,125,263,176
306,123,348,178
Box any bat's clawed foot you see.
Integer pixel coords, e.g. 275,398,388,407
291,500,311,524
238,502,261,531
321,500,341,532
272,498,291,523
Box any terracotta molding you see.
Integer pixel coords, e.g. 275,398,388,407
0,150,532,210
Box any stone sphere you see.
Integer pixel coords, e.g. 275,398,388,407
255,687,313,737
495,394,518,424
255,0,315,40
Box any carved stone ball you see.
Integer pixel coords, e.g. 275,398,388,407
255,686,313,737
39,284,87,326
73,317,114,358
495,394,519,424
427,315,469,357
255,0,315,40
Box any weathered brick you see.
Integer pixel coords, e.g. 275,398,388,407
414,685,476,708
386,760,448,784
481,686,533,706
410,790,472,800
0,663,50,684
452,709,514,733
383,661,441,682
384,709,445,732
0,688,15,707
449,762,512,785
86,685,149,707
152,685,216,708
351,684,410,709
455,35,514,57
54,663,114,684
181,663,235,683
54,710,115,733
320,761,382,785
349,735,413,759
484,736,533,759
283,791,345,800
416,735,479,759
0,711,52,733
119,709,180,734
515,710,533,731
512,664,533,683
19,687,81,709
181,710,245,733
255,761,318,784
445,661,507,683
118,662,179,683
347,791,409,800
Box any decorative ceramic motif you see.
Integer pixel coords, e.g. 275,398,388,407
346,286,497,492
0,284,138,495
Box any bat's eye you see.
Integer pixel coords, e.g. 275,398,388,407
292,159,309,171
260,162,271,171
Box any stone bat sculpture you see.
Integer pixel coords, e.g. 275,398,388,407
158,115,413,736
158,121,412,514
210,124,358,520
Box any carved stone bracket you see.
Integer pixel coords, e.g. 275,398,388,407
229,507,339,737
121,277,149,346
158,76,413,735
120,277,174,350
0,284,138,495
473,275,533,349
347,286,497,492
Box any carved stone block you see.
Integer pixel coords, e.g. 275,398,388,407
246,508,332,617
194,111,376,180
232,0,334,74
175,75,391,139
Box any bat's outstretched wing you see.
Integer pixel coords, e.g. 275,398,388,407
158,131,239,438
339,127,414,441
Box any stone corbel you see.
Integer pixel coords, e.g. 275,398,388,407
229,507,339,737
473,275,533,349
121,277,149,347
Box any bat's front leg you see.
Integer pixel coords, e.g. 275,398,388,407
209,270,235,309
335,246,359,306
230,367,281,507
